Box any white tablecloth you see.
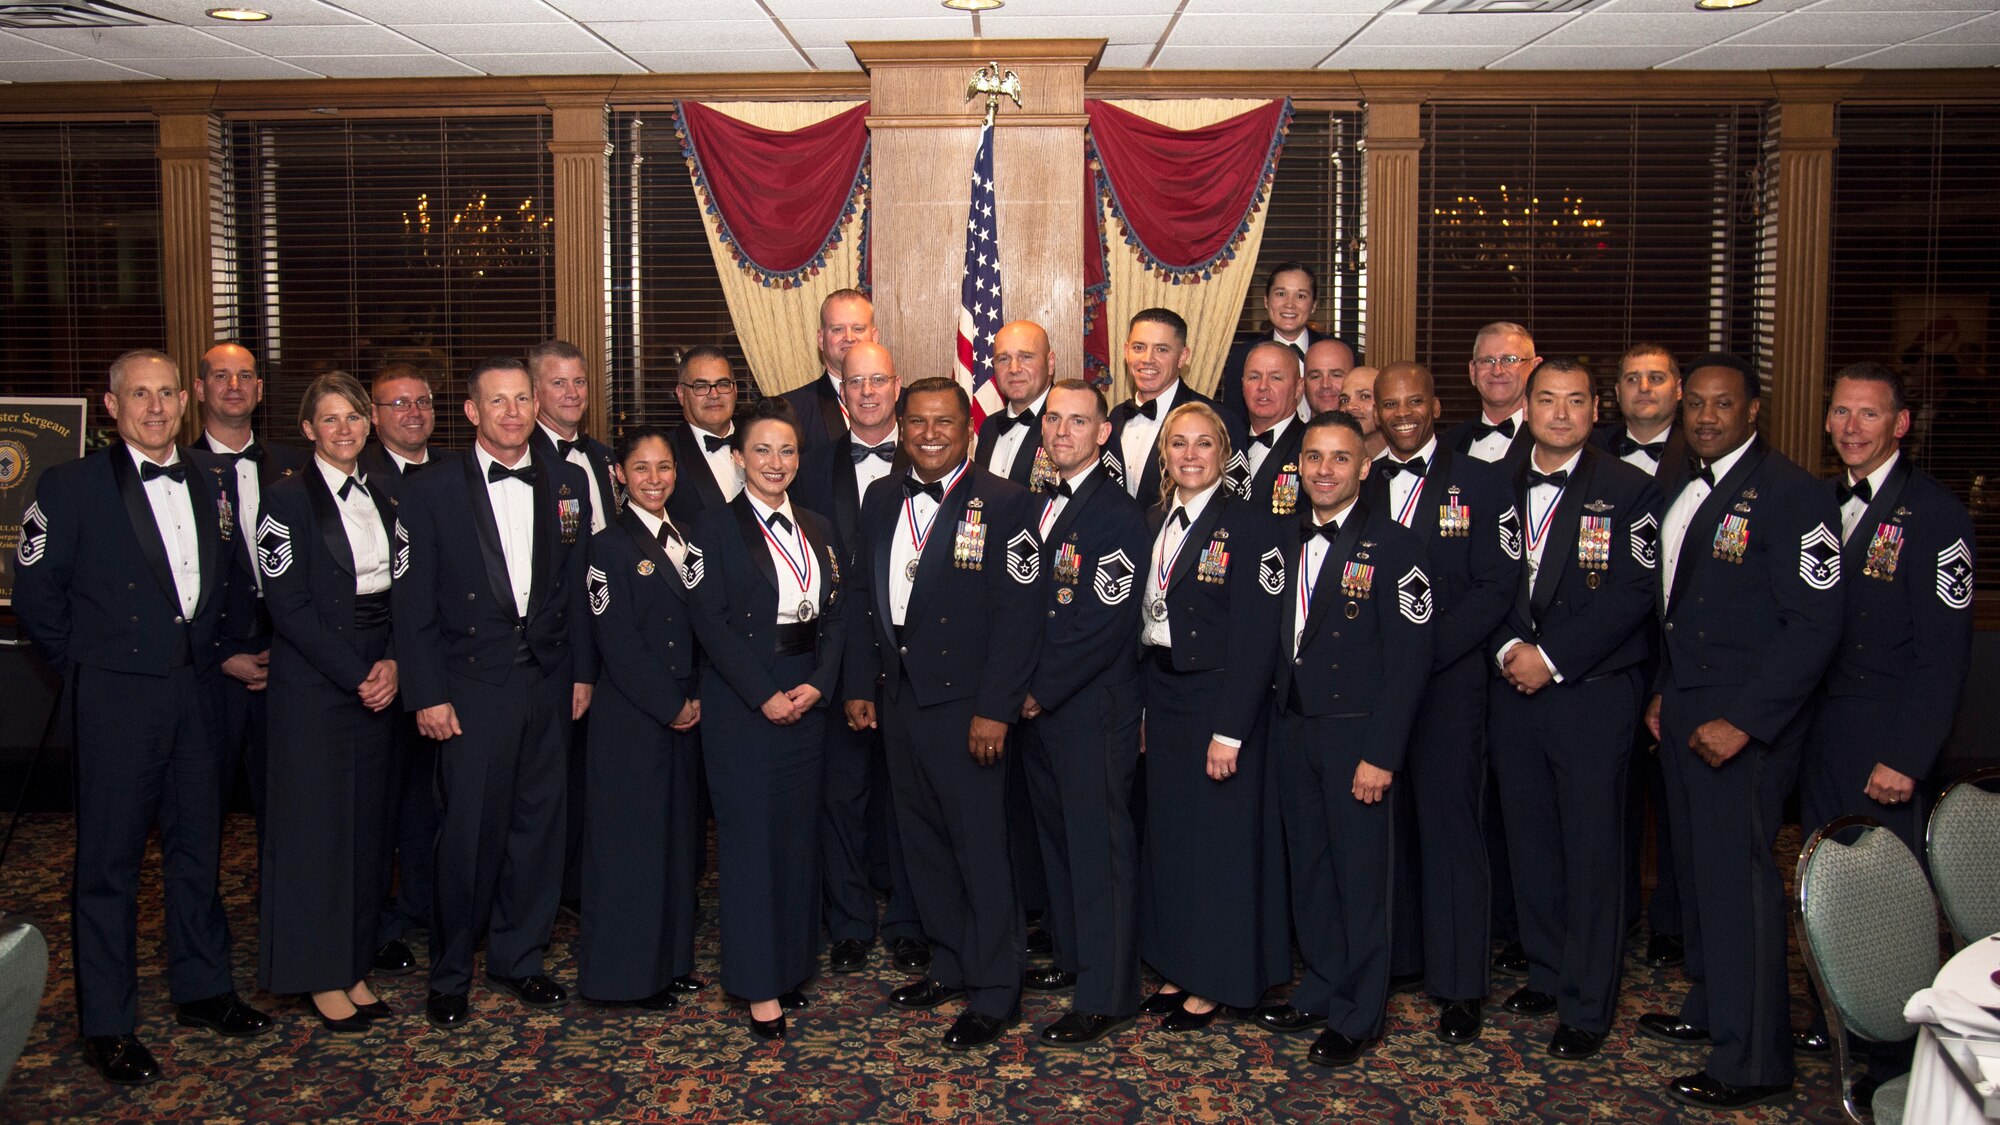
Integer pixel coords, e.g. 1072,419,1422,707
1905,934,2000,1125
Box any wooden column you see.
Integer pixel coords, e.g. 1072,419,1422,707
1767,89,1839,467
155,108,216,436
853,39,1102,384
547,95,611,431
1359,90,1425,367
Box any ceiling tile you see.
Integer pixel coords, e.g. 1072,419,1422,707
1831,43,2000,66
1913,11,2000,43
329,0,567,20
1720,11,1974,44
0,58,157,81
1167,11,1370,46
624,49,812,73
12,25,252,58
1151,43,1342,67
761,0,962,16
1490,42,1690,68
0,31,83,60
275,53,484,77
801,46,862,70
1659,43,1869,67
204,24,437,53
1803,0,2000,10
1346,11,1576,47
396,22,604,53
975,14,1172,42
588,19,790,52
987,0,1181,13
1321,42,1517,67
1599,0,1816,10
550,0,770,17
129,55,326,79
777,16,971,49
1537,12,1781,46
458,51,642,74
121,0,368,25
1098,43,1156,67
1184,0,1396,11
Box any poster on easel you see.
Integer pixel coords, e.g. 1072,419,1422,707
0,398,90,607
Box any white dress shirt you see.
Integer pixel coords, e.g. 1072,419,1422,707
850,425,899,501
691,423,743,503
747,493,821,624
388,447,428,473
1466,407,1526,464
1496,447,1584,683
889,460,969,628
1245,415,1295,479
1037,461,1097,540
1377,435,1438,528
985,388,1048,477
630,505,690,571
1661,436,1754,600
540,422,608,535
1296,498,1357,657
1618,426,1667,474
132,444,201,618
317,455,392,595
1839,451,1898,543
1142,480,1220,651
1118,380,1184,499
474,444,537,617
206,431,264,591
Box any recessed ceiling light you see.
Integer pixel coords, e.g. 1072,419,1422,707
941,0,1003,11
1694,0,1762,9
206,7,271,20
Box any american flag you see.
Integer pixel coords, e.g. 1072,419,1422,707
954,121,1006,427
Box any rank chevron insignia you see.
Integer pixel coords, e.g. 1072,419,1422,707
1397,566,1433,624
392,520,410,579
15,501,46,567
1496,507,1523,562
1936,538,1973,609
256,513,294,579
1006,530,1039,585
1798,524,1841,591
1092,548,1136,605
1629,513,1659,570
587,565,610,616
1258,546,1285,595
681,543,706,589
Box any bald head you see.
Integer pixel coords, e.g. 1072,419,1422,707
1375,362,1440,457
1303,337,1355,417
840,341,900,437
992,320,1054,411
1376,361,1434,399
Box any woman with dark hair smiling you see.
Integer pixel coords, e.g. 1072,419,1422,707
687,397,845,1039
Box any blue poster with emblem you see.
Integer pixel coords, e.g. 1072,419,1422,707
1,398,89,607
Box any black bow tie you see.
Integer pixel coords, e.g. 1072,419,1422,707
1378,455,1426,479
1615,433,1666,460
904,476,944,502
338,476,369,501
1470,417,1517,443
1168,507,1189,530
1304,518,1341,542
1691,461,1717,489
1836,477,1874,507
1052,480,1076,499
488,460,538,486
1250,428,1277,449
701,432,731,454
766,511,793,534
223,441,265,464
1525,468,1569,490
140,460,188,484
657,521,683,548
852,440,895,465
555,437,582,459
1122,399,1159,423
996,410,1036,432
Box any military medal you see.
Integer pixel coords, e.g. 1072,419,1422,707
217,495,235,541
1439,490,1471,538
1197,540,1229,584
905,559,921,581
1864,523,1903,581
954,512,986,569
1147,596,1168,621
1058,588,1074,605
902,462,969,581
1029,447,1060,492
1712,514,1749,563
1272,464,1299,517
796,599,816,622
758,506,817,616
637,559,656,576
1578,515,1612,571
557,498,583,543
1341,561,1374,599
1054,541,1082,586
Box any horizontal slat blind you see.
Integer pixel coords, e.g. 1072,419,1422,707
0,121,164,429
1236,109,1367,357
1417,104,1770,427
1829,105,2000,600
216,115,556,451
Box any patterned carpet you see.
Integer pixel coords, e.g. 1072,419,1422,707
0,813,1855,1123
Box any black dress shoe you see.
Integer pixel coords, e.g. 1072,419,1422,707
426,990,469,1030
943,1008,1019,1050
889,979,966,1010
1643,932,1686,968
1491,941,1529,977
302,995,372,1034
778,990,811,1011
374,939,418,976
1791,1028,1832,1053
670,974,708,994
1160,1002,1220,1033
175,992,274,1037
1025,928,1054,957
1038,1010,1134,1048
1141,989,1185,1016
80,1034,160,1086
1549,1024,1604,1059
1255,1003,1327,1035
1388,971,1426,996
749,1013,786,1040
1307,1028,1373,1067
587,987,678,1011
1024,967,1077,992
1664,1070,1794,1110
1635,1011,1712,1045
487,973,567,1009
354,1000,393,1020
1504,987,1556,1015
1436,1000,1482,1044
889,937,931,974
828,938,868,974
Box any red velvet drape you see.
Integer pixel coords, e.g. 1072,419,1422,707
676,101,871,286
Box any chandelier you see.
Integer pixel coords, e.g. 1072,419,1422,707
1432,183,1609,272
402,192,553,278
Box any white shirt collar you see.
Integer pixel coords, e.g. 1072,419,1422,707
1251,413,1295,442
127,443,181,470
1482,405,1526,428
1313,496,1359,528
1382,434,1438,466
387,447,427,471
1138,380,1182,417
1058,460,1099,493
745,491,797,529
1530,446,1585,481
1272,328,1308,348
851,424,898,449
315,453,362,494
1848,450,1900,492
474,443,533,477
538,420,580,447
1700,435,1755,483
1010,388,1051,419
205,430,255,455
1171,479,1223,525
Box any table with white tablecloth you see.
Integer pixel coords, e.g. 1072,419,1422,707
1904,933,2000,1125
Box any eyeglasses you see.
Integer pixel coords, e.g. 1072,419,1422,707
841,375,895,392
681,379,736,398
373,396,435,411
1472,355,1532,370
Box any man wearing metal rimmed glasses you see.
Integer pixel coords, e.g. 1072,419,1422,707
360,359,440,980
1446,321,1542,473
666,346,743,528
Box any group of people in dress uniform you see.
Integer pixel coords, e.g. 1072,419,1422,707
13,263,1974,1114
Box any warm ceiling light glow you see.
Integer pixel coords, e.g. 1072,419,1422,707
1694,0,1763,9
941,0,1004,11
206,7,272,20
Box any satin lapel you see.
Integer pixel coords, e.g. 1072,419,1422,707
1667,438,1768,615
620,510,687,602
189,449,222,618
817,380,846,443
1166,492,1225,595
831,436,862,545
1849,456,1913,557
1299,502,1368,652
1658,426,1692,492
675,427,726,511
529,460,555,615
799,513,835,615
734,497,782,596
1044,469,1106,549
461,454,517,613
871,493,895,637
110,446,180,608
1509,466,1535,625
1009,430,1042,485
590,447,619,520
308,469,356,578
1530,450,1594,620
1279,515,1304,645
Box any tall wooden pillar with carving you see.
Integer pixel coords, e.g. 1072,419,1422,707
548,95,612,430
1360,89,1425,368
853,39,1101,384
1767,89,1839,468
156,108,217,438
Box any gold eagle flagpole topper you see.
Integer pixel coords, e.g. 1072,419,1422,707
967,61,1022,129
